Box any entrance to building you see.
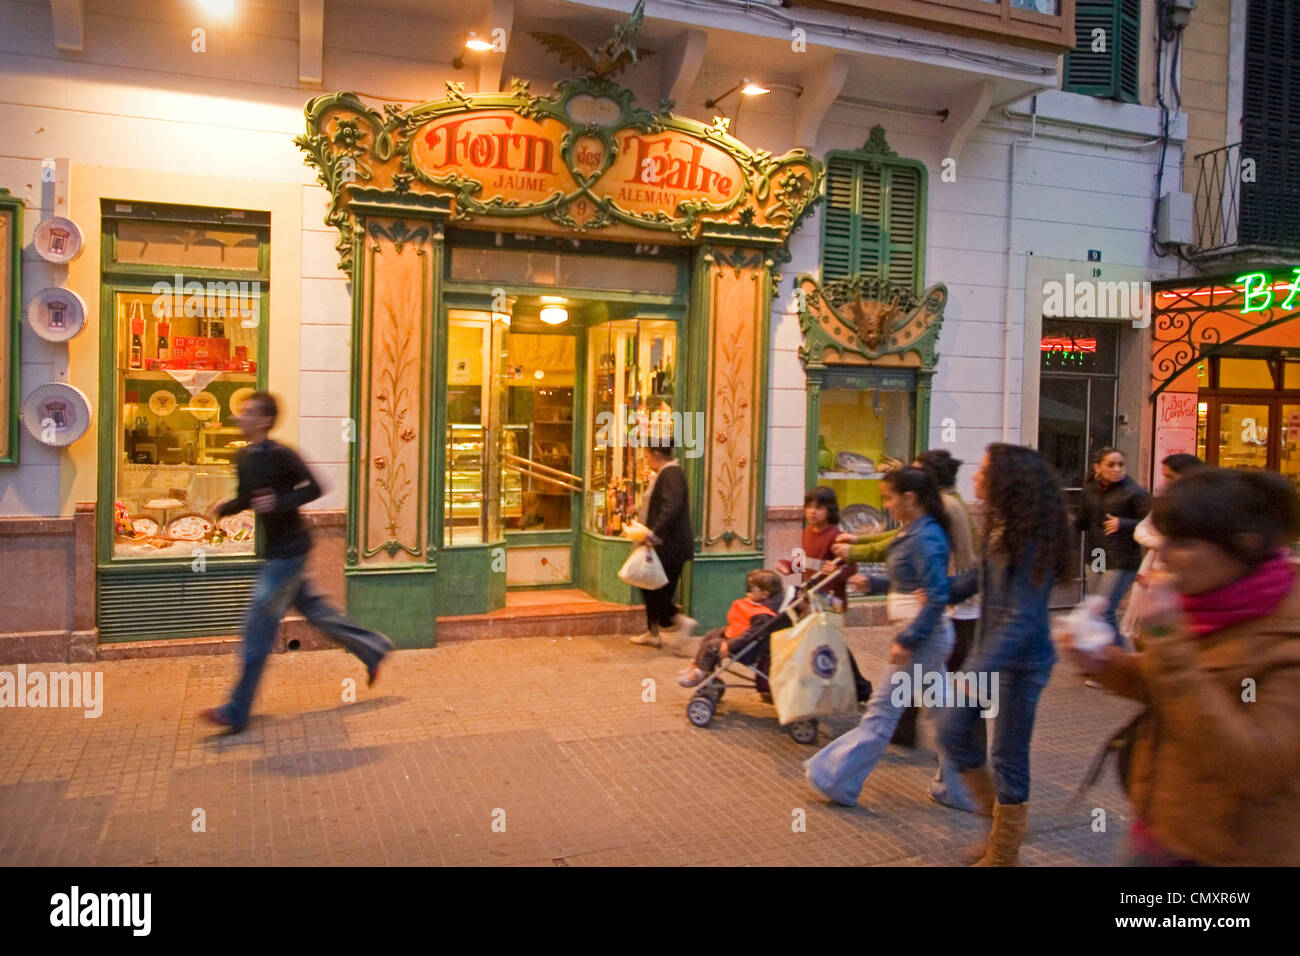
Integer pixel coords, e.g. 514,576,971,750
1037,319,1121,605
442,276,685,597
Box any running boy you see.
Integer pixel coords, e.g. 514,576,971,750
200,392,394,733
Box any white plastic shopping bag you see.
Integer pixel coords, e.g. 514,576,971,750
618,544,669,590
768,611,857,724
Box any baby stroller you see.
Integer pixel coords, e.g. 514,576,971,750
685,558,867,744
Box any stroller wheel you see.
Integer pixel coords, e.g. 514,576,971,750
789,719,819,745
687,695,716,728
707,679,725,702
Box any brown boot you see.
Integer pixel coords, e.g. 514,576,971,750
972,801,1029,866
957,767,995,817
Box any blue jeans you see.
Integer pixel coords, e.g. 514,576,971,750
806,618,954,806
1090,567,1138,648
224,554,394,728
940,665,1051,805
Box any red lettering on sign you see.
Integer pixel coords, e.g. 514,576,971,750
420,114,556,176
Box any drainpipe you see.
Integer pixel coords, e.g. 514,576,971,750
1002,97,1037,443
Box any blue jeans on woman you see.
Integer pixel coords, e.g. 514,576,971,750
939,664,1051,805
1089,567,1139,648
223,554,393,729
805,618,954,807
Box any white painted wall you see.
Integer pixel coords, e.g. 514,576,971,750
0,0,1188,520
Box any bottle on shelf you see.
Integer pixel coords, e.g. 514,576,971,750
157,319,171,361
129,315,145,370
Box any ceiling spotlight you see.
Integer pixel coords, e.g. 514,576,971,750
198,0,235,15
539,306,568,325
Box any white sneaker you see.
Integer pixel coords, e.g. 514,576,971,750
671,614,698,638
630,631,661,647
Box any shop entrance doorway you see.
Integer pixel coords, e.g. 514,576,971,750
1037,319,1120,606
442,292,683,594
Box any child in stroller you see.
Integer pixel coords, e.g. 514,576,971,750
682,559,872,743
677,569,784,687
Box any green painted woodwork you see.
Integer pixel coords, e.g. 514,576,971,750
688,553,764,631
1065,1,1141,104
0,189,20,466
346,567,438,648
436,544,502,616
577,531,647,605
821,127,927,293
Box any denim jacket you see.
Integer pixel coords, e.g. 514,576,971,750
866,513,951,650
950,541,1056,672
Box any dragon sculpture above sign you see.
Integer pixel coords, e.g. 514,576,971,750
296,0,822,271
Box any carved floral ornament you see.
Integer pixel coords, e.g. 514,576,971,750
296,77,824,271
796,274,947,369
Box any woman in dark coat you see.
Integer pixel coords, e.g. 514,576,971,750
629,443,695,647
1077,447,1151,646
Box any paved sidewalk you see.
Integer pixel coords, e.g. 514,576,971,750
0,627,1139,866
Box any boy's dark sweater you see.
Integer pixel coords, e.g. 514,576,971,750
216,438,321,558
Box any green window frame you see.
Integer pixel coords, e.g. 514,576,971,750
820,144,927,293
1064,0,1141,103
0,189,21,465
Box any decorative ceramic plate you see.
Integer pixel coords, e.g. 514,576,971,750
33,216,84,264
835,451,876,474
165,513,214,541
25,287,87,342
21,382,92,447
148,390,179,417
841,503,888,535
228,387,255,416
188,391,219,421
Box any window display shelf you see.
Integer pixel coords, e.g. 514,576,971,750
818,471,888,481
120,370,257,382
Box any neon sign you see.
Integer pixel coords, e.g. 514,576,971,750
1236,267,1300,314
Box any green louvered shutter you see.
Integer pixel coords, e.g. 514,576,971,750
822,157,857,282
884,165,921,289
821,157,924,290
1064,1,1139,102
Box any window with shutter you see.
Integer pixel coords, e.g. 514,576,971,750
820,128,926,292
1240,0,1300,250
1063,0,1140,102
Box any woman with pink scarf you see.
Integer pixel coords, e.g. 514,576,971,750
1065,467,1300,866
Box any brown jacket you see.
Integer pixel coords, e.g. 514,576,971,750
1093,561,1300,865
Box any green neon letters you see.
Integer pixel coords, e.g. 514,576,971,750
1236,268,1300,314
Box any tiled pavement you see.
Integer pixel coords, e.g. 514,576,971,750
0,627,1141,866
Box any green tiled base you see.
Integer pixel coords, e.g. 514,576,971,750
578,532,640,605
346,567,438,649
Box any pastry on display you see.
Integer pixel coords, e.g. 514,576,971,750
217,511,255,542
164,513,215,541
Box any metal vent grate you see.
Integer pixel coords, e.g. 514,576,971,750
97,566,260,642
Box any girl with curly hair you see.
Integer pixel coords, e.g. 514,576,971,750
940,444,1071,865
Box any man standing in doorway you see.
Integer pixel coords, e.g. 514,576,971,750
200,391,393,734
631,441,696,648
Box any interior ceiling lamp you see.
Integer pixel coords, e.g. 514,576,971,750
704,78,787,109
453,32,498,69
198,0,235,15
539,296,569,325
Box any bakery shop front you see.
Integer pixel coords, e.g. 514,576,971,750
298,76,821,646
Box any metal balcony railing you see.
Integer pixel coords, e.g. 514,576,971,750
1193,142,1300,259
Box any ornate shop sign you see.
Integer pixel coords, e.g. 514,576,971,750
297,59,821,270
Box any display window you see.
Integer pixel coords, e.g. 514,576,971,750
814,381,913,538
587,318,677,536
101,204,269,561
